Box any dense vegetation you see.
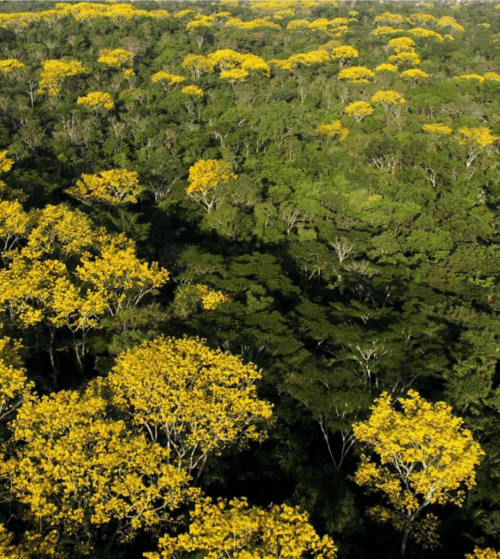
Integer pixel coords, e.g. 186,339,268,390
0,1,500,557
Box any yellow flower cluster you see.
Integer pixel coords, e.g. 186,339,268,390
422,123,453,136
151,71,186,91
0,3,170,29
0,59,25,74
77,91,114,110
38,59,89,96
0,335,33,423
1,387,193,556
181,85,204,97
66,169,142,206
466,549,500,559
106,336,273,471
0,204,169,331
316,120,349,141
454,72,500,83
208,49,270,79
186,159,238,212
146,497,337,559
400,68,429,83
344,101,374,122
371,89,406,107
353,391,484,547
459,126,500,150
338,66,375,83
98,48,134,68
226,16,280,29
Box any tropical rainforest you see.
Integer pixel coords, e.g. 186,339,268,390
0,1,499,558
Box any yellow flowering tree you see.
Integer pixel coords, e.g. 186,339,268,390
77,91,114,111
458,126,500,167
344,101,374,122
371,90,406,108
65,169,143,206
0,335,33,423
181,85,204,97
144,497,337,559
466,549,500,559
102,336,273,473
151,71,186,92
353,391,484,557
38,59,89,96
316,120,349,141
97,48,134,68
338,66,375,84
0,59,25,74
182,54,216,79
1,388,194,558
422,123,453,137
400,69,429,84
0,204,169,381
186,159,238,212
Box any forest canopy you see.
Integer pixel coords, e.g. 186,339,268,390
0,0,499,558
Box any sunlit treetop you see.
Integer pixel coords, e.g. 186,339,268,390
423,123,453,136
338,66,375,83
371,26,404,36
102,336,273,470
144,497,337,559
220,68,249,83
181,85,204,97
98,48,134,68
436,15,465,33
375,63,398,72
65,169,143,206
458,126,500,149
387,36,416,52
484,72,500,82
208,49,246,71
388,51,421,67
344,101,374,122
173,9,196,18
400,68,429,83
454,74,484,82
374,11,404,26
408,27,444,41
316,120,349,141
406,12,437,26
0,60,25,74
38,59,89,96
371,89,406,107
182,54,217,79
186,15,214,30
151,71,186,91
77,91,114,110
225,16,280,29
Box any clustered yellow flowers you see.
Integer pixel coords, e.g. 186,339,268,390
97,48,134,68
0,59,25,74
77,91,114,110
353,390,484,550
337,66,375,83
151,71,186,91
371,89,406,107
186,159,238,212
422,123,453,136
145,497,337,559
66,169,143,206
181,85,204,97
38,59,89,96
316,120,349,141
344,101,374,122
